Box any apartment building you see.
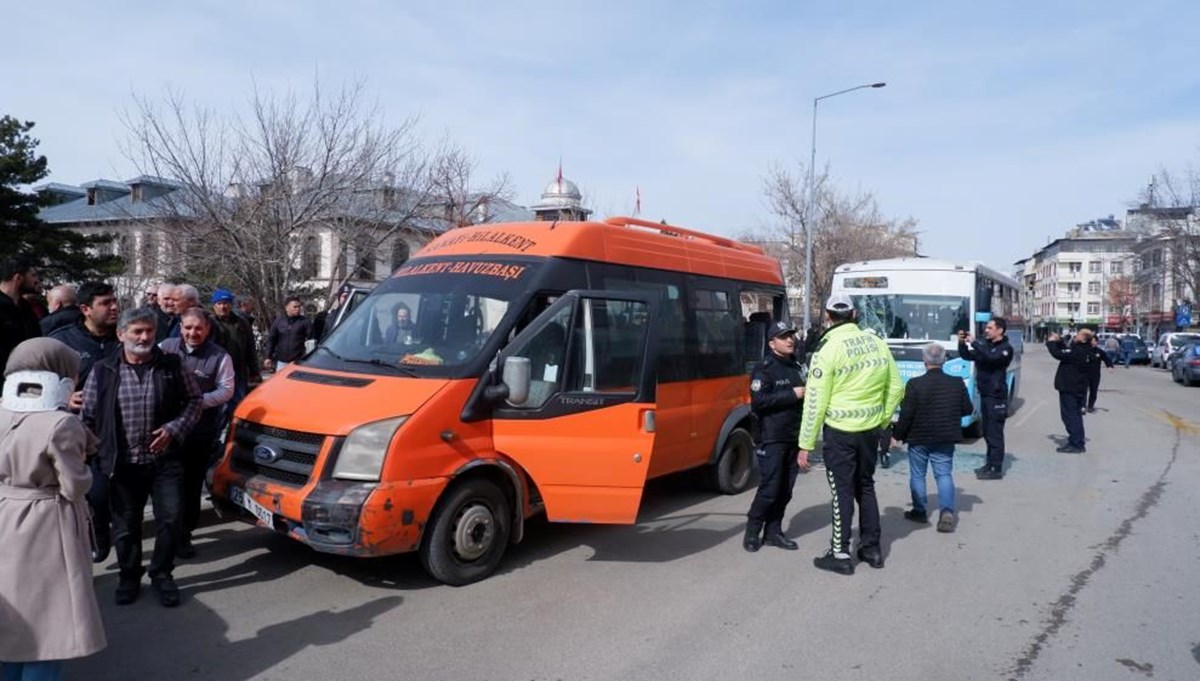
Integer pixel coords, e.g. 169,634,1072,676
1016,219,1138,338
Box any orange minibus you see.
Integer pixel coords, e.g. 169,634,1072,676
210,216,787,584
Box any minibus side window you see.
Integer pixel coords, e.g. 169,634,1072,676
691,284,741,378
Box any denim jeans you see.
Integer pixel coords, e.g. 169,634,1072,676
908,443,956,514
2,661,64,681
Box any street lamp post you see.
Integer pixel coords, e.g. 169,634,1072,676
802,81,887,331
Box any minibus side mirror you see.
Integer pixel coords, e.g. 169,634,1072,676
501,356,531,406
485,356,532,406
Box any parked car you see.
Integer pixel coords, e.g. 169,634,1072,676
1152,332,1200,368
1117,334,1150,365
1170,342,1200,386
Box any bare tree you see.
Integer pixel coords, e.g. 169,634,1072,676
1140,167,1200,309
748,162,919,325
122,78,507,327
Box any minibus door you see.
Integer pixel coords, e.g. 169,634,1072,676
492,291,659,524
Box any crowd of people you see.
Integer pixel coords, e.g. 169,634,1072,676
0,256,352,680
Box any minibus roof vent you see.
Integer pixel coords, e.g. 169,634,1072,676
603,216,764,255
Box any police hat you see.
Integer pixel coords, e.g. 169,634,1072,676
825,293,854,312
770,321,798,339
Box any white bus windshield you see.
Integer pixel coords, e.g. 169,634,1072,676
852,294,971,341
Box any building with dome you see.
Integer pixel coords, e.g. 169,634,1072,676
530,171,592,222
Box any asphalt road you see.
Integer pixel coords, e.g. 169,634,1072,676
70,346,1200,681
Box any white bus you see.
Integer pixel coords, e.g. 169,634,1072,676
830,257,1022,435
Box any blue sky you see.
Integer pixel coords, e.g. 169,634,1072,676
9,1,1200,271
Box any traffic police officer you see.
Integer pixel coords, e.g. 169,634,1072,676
957,317,1014,480
743,321,806,552
798,295,903,575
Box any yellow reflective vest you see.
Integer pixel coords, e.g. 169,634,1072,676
798,322,904,450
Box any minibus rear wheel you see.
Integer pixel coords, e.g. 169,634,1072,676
420,478,512,586
709,428,756,494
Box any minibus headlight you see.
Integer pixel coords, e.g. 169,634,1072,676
332,416,409,481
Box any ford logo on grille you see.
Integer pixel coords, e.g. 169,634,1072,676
253,444,282,464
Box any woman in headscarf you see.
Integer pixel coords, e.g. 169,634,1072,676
0,338,106,680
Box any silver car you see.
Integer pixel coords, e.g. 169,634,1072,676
1154,332,1200,369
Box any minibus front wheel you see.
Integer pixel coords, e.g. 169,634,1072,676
419,478,512,586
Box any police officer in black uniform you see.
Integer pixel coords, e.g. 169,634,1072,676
958,316,1014,480
744,321,806,552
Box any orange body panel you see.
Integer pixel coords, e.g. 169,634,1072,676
493,402,655,523
416,220,783,287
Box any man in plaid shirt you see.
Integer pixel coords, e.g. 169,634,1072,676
82,307,201,608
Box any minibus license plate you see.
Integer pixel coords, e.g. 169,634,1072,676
230,487,274,527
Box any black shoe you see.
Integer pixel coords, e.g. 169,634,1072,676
115,578,140,606
879,453,891,469
763,533,799,550
1087,407,1097,414
856,546,884,569
151,575,181,608
903,509,929,524
91,535,112,564
814,551,854,575
176,536,196,560
976,467,1003,480
1056,444,1085,453
973,465,993,476
742,524,763,553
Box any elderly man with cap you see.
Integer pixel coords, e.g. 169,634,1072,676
210,288,260,409
743,320,807,552
798,294,903,575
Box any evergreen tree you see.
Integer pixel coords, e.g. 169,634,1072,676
0,115,122,281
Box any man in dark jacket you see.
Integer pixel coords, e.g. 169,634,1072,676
958,317,1014,480
1048,329,1093,453
264,296,313,371
49,281,121,395
48,281,122,562
211,288,260,408
0,257,43,392
743,321,806,552
39,284,81,336
1085,336,1114,413
893,343,973,532
80,307,202,607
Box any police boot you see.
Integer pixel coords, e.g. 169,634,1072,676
763,524,798,550
743,521,764,553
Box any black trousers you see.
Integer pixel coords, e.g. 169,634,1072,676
746,442,799,532
980,395,1008,470
85,458,111,548
110,456,183,580
821,426,881,554
1086,372,1101,410
180,433,217,536
1058,392,1086,448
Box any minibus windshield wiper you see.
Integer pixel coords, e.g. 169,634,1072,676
314,346,418,376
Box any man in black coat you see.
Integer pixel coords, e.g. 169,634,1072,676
0,257,43,392
264,296,313,372
39,284,81,336
1048,329,1094,453
958,317,1014,480
743,321,806,552
1085,335,1114,413
893,343,974,532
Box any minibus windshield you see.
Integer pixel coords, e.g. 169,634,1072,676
313,258,540,376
